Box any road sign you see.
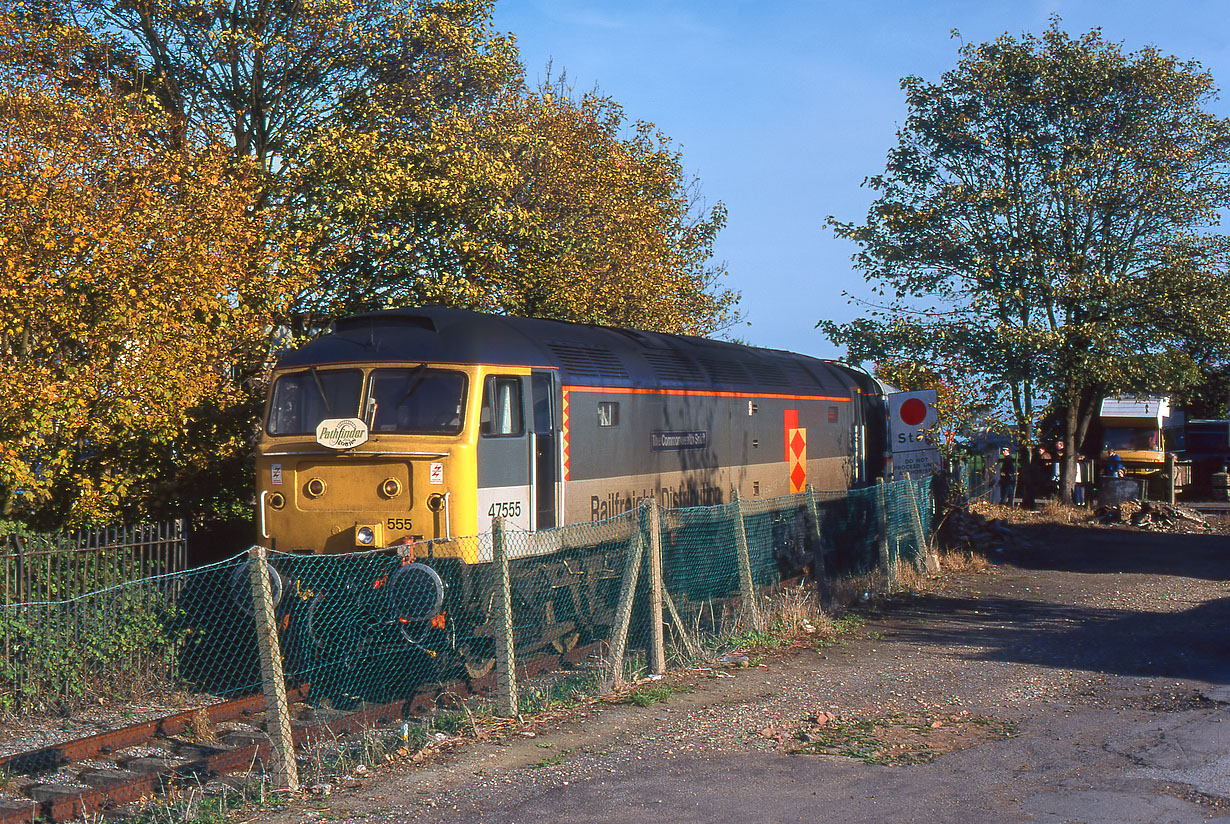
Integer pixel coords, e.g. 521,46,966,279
888,390,940,480
893,448,941,479
888,390,938,453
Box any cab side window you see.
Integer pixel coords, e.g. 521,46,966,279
480,376,523,437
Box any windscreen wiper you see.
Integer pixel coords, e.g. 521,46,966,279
396,364,429,407
309,366,333,416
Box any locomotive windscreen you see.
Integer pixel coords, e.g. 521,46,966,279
366,368,467,435
266,368,363,435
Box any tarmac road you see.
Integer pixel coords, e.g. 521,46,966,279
275,521,1230,824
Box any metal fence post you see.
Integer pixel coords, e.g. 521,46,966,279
608,508,646,686
1167,453,1177,505
246,546,298,793
731,492,762,631
491,518,518,717
646,500,666,676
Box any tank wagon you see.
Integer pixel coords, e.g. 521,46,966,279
253,307,890,680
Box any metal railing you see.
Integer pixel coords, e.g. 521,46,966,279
2,520,187,604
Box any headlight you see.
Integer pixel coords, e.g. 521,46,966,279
381,478,402,498
356,526,376,546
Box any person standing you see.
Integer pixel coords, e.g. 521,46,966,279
998,446,1017,507
1073,456,1086,505
1057,441,1088,505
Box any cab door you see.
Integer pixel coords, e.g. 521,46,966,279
530,371,559,530
476,374,531,531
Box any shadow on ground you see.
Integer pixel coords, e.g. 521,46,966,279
994,523,1230,580
877,526,1230,683
887,593,1230,683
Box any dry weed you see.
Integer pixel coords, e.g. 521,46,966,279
893,561,925,591
755,583,838,647
937,549,990,574
970,497,1094,526
1039,499,1086,523
763,584,825,635
186,707,218,744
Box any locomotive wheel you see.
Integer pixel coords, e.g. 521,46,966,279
544,600,580,654
229,559,284,616
458,641,495,680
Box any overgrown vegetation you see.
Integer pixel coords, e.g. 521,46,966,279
518,670,605,715
0,583,186,715
624,684,689,707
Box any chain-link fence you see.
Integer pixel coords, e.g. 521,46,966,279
0,480,933,722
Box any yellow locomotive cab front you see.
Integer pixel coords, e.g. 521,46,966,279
256,362,482,558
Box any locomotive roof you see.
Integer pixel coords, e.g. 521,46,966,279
277,307,869,398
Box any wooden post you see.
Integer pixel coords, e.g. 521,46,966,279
731,492,762,631
247,546,298,793
804,485,831,606
875,482,891,591
491,518,518,717
646,500,666,676
608,508,645,686
662,590,702,660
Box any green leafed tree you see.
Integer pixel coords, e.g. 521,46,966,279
292,79,737,335
823,22,1230,502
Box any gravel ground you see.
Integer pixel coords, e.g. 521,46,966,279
262,521,1230,824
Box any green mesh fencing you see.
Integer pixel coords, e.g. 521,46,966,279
0,480,933,720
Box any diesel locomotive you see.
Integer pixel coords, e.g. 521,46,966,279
253,307,891,680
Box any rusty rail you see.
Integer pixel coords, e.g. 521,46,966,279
0,635,606,823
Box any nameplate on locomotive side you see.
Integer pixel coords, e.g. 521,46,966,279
316,418,370,449
651,430,708,451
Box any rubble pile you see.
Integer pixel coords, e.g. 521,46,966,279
1093,500,1212,533
938,507,1025,552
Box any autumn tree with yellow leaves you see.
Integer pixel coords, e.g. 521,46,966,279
1,0,735,527
0,11,304,527
55,0,736,331
294,81,737,335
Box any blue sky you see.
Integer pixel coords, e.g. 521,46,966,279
491,1,1230,359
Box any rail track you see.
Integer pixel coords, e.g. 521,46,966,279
0,639,605,824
